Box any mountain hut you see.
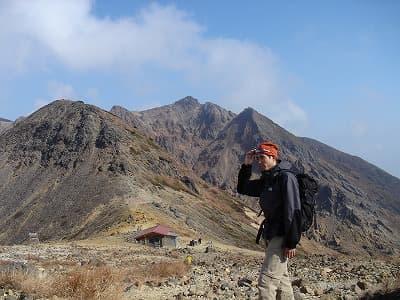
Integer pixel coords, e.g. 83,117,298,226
133,224,178,248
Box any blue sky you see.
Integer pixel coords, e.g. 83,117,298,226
1,0,399,178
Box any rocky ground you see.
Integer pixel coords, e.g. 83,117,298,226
0,236,399,300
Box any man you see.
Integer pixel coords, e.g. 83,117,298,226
237,141,301,300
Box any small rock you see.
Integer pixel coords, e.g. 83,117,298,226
351,284,361,293
314,288,324,296
292,278,303,287
175,292,184,300
300,285,314,294
188,286,197,296
180,275,190,285
294,292,306,300
357,281,368,290
320,295,337,300
321,268,333,276
220,282,230,290
238,278,252,287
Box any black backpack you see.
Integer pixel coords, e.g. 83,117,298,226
293,172,319,232
255,171,319,244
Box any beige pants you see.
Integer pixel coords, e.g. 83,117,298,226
258,236,294,300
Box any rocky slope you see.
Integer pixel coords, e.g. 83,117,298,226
0,118,13,134
0,100,256,246
0,239,399,300
111,97,400,256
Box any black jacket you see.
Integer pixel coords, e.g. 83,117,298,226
237,161,301,249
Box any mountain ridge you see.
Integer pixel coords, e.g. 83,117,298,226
0,100,258,247
111,96,400,256
1,97,399,256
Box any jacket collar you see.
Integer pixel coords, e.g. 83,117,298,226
261,160,291,178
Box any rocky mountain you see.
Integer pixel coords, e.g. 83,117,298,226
111,97,400,256
0,100,256,246
111,96,236,167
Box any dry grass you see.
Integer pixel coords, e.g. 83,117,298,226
0,269,20,288
0,256,191,300
53,265,124,300
39,258,77,268
147,261,190,278
0,264,124,300
124,259,191,289
0,260,9,266
22,254,40,261
0,269,41,296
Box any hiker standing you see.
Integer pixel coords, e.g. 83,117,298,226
237,141,301,300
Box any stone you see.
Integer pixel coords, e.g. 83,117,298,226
180,275,190,285
351,284,361,293
320,295,337,300
220,282,230,290
314,288,324,296
321,267,333,276
188,286,197,296
357,281,368,290
175,292,184,300
300,285,314,294
294,292,306,300
238,278,252,287
292,278,302,287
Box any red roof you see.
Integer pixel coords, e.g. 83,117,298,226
134,225,177,240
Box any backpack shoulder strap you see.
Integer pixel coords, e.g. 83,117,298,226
256,219,268,244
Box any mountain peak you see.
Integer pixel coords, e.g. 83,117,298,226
239,107,257,116
110,105,128,112
174,96,200,108
236,107,261,121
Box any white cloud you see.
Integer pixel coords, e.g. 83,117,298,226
0,0,307,127
351,121,368,138
47,81,75,100
25,98,50,116
34,99,50,110
28,82,75,116
0,1,203,70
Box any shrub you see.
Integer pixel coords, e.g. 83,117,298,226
0,264,124,300
54,265,122,299
148,261,190,278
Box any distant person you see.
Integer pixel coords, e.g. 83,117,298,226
237,141,301,300
185,254,193,265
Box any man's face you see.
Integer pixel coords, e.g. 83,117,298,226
257,154,276,171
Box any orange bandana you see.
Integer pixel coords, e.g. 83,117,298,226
256,142,279,159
